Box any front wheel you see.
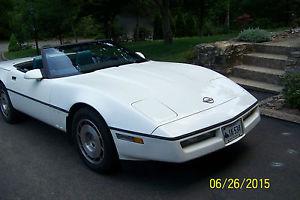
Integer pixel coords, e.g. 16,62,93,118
0,84,20,123
72,107,119,173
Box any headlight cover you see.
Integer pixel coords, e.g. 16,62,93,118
132,99,178,123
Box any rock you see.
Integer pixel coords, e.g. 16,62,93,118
286,51,300,73
193,41,252,75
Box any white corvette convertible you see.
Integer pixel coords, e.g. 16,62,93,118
0,40,260,172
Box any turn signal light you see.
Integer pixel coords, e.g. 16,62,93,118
116,133,144,144
132,137,144,144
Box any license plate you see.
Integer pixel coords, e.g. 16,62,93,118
222,120,243,144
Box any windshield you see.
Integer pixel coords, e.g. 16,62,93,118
40,41,147,78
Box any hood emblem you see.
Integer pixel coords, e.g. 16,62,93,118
203,97,214,104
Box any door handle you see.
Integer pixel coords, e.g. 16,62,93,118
12,76,16,81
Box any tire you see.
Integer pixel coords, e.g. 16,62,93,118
0,83,20,123
72,107,119,173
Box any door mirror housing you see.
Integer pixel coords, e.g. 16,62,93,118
135,52,146,59
24,69,43,80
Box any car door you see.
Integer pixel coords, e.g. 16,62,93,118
6,68,55,126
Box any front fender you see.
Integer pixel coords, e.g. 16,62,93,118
50,82,158,134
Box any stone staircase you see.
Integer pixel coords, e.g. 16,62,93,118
229,44,296,94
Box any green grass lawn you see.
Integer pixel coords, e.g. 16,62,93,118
4,33,237,62
4,48,38,60
124,33,237,63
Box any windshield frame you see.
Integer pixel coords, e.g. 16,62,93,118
40,40,148,79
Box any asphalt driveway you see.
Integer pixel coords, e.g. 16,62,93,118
0,111,299,200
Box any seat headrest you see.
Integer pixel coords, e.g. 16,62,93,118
33,56,43,69
76,50,94,66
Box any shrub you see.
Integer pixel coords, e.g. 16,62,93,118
282,73,300,109
237,28,271,43
8,34,21,52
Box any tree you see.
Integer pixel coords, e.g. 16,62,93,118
175,13,185,37
153,15,163,39
185,14,197,36
8,34,20,52
124,0,155,41
0,0,13,39
85,0,126,39
225,0,230,31
36,0,82,44
182,0,210,36
153,0,173,44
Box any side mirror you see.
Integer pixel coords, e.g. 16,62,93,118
24,69,43,80
135,52,146,59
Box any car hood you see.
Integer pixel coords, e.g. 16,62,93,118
63,61,251,123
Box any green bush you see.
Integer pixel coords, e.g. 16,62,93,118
282,73,300,109
8,34,21,52
237,28,271,43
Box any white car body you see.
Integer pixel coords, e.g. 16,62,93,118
0,56,260,163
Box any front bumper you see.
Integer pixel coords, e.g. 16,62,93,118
110,104,260,162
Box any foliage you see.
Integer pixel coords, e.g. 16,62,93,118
1,0,297,44
175,13,186,37
237,28,271,43
36,0,82,43
76,15,102,37
0,0,13,39
5,33,237,61
153,15,163,40
282,73,300,109
85,0,126,39
8,1,31,44
124,33,237,62
174,13,198,37
8,34,20,52
4,47,37,59
202,20,224,36
134,27,152,41
185,14,197,36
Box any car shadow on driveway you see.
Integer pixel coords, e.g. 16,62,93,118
118,141,250,188
0,114,251,198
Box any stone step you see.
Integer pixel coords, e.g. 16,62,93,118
243,53,288,70
253,44,297,55
232,65,285,85
229,76,283,94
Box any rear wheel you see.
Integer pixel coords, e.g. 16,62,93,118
0,84,20,123
72,107,119,173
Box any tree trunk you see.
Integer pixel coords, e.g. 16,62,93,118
225,0,230,31
198,0,205,36
157,0,173,44
134,0,140,41
72,23,78,43
34,31,39,55
58,33,63,45
104,19,113,39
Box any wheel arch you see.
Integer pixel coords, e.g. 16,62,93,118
66,102,109,136
0,79,4,87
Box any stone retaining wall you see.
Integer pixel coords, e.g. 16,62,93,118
286,51,300,73
192,41,253,75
